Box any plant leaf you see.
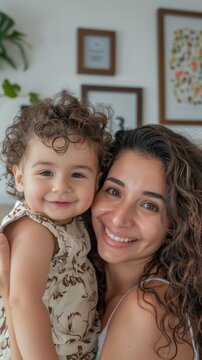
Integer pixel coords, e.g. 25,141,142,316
0,12,15,35
29,92,41,105
8,39,29,70
6,30,27,42
2,79,21,98
0,45,17,68
0,11,29,69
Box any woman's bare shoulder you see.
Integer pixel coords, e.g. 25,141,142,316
99,281,193,360
115,283,166,326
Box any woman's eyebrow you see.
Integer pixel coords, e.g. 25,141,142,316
143,191,165,201
106,177,125,187
106,178,165,201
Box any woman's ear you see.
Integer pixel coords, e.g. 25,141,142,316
12,165,24,192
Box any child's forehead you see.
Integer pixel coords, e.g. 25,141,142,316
28,133,96,150
25,134,99,165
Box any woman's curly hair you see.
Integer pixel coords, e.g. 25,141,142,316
89,124,202,359
1,91,112,199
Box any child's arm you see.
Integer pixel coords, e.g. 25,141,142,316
6,216,59,360
0,233,22,360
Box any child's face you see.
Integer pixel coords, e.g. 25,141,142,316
12,135,100,224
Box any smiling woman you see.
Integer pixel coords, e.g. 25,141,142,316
89,125,202,360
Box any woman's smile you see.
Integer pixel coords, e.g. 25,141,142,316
105,227,136,243
92,150,169,264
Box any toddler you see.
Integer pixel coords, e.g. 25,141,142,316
0,91,111,359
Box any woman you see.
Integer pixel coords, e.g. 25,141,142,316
90,125,201,360
0,125,201,359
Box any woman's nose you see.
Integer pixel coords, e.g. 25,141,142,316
110,203,135,227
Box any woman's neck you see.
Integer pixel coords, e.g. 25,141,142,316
104,260,146,302
100,261,146,328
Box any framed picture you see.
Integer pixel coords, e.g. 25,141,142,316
77,28,116,75
81,85,143,134
158,8,202,125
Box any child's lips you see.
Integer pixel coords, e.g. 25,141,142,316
47,200,73,207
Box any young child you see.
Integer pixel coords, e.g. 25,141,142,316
0,91,111,360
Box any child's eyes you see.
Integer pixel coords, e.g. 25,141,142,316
71,172,86,179
40,170,53,177
142,202,159,212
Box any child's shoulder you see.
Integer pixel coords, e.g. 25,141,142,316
1,200,54,243
4,213,55,247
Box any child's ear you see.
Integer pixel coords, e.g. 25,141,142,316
12,165,24,192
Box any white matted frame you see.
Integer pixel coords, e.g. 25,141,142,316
158,8,202,125
77,28,116,75
81,85,143,134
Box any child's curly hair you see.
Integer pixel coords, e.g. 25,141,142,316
1,91,112,199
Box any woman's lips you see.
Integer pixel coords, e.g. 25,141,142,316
102,227,137,248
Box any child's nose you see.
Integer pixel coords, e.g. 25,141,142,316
52,177,72,193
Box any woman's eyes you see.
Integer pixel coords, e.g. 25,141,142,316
105,187,121,197
142,202,159,212
104,188,159,212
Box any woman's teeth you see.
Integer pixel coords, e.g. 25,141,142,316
105,227,135,243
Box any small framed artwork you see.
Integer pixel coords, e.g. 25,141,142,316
81,85,143,134
158,8,202,125
77,28,116,75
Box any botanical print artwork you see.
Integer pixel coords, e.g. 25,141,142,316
169,28,202,105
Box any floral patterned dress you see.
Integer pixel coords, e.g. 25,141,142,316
0,201,100,359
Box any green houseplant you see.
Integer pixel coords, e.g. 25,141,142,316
0,11,40,104
0,10,28,70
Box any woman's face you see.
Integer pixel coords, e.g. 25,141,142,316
91,150,169,266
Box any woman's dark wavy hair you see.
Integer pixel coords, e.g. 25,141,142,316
1,91,112,199
89,124,202,359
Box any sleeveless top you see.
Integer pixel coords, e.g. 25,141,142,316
0,200,100,360
96,278,199,360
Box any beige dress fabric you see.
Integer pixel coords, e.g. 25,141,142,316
0,200,100,360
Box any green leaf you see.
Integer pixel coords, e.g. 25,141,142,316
2,79,21,98
28,92,41,105
8,38,29,70
0,11,29,70
0,12,15,35
0,50,17,68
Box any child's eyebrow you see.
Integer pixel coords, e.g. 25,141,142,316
72,165,95,173
32,161,53,168
32,161,94,172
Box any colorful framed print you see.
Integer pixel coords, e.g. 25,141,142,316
158,8,202,125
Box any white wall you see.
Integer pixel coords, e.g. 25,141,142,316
1,0,202,204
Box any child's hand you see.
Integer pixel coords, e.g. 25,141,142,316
0,233,10,296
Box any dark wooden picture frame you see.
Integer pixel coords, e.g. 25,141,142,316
81,85,143,134
158,8,202,125
77,28,116,75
